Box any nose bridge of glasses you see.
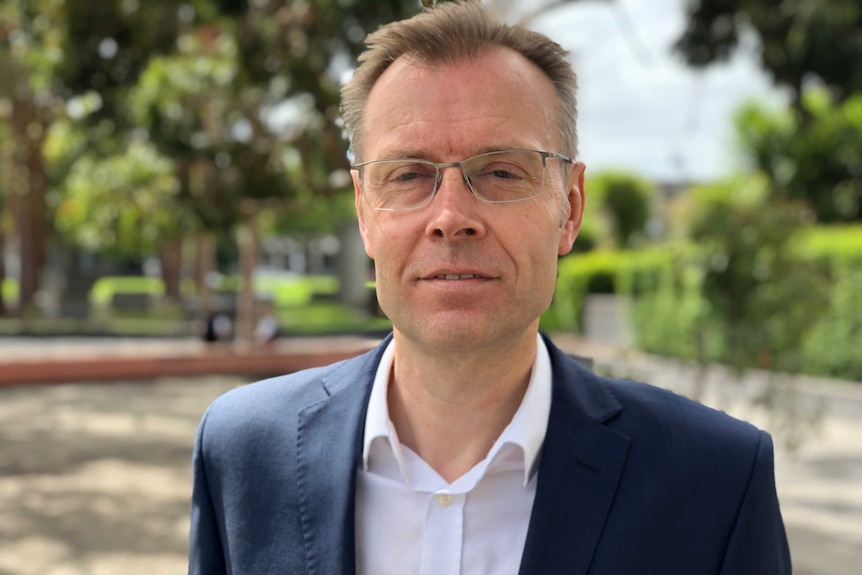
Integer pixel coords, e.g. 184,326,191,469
434,160,474,194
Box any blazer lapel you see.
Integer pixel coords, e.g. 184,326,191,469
295,339,388,575
518,338,631,575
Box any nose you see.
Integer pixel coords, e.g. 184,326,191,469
424,166,487,241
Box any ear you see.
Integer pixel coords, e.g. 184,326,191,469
558,162,585,256
353,169,375,259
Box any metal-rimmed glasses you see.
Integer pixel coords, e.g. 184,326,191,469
352,148,574,212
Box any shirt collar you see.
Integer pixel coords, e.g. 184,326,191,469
361,334,553,486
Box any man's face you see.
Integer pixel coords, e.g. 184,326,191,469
353,48,585,353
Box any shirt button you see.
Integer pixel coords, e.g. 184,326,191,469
435,492,454,507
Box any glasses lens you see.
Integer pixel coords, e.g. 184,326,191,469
465,150,545,203
362,160,437,211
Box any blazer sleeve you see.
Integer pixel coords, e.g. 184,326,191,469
719,430,792,574
188,409,227,575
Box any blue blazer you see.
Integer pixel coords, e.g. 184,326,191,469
189,334,791,574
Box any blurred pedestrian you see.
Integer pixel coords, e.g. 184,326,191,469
253,298,279,347
202,312,232,344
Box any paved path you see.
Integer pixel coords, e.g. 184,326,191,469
0,337,860,574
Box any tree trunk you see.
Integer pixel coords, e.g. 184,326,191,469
158,237,183,304
9,97,48,313
193,233,215,318
236,201,259,346
0,230,5,317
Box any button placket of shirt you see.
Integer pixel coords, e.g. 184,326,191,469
420,491,465,575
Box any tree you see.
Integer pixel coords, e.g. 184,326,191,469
5,0,592,327
734,91,862,222
0,105,9,315
587,171,652,249
0,0,66,313
677,2,862,223
1,0,190,313
676,0,862,110
686,176,827,372
55,141,192,260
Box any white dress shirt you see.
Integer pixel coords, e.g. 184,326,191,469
355,335,553,575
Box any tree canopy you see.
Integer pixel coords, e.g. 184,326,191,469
676,0,862,106
734,91,862,222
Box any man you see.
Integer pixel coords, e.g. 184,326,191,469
188,2,791,574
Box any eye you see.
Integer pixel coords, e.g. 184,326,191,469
487,166,521,179
476,161,529,181
387,162,436,183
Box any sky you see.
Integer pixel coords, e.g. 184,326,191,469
507,0,789,184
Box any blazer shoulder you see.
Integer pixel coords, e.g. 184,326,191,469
604,375,763,445
544,336,765,450
198,343,383,440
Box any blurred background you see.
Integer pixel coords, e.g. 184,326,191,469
0,0,860,573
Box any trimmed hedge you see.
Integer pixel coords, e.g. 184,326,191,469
549,226,862,381
798,226,862,380
543,247,673,332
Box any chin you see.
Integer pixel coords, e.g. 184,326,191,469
398,314,535,353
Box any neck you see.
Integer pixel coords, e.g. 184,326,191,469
387,329,539,483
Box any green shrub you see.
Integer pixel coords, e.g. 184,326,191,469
620,222,861,381
88,273,341,309
545,248,669,332
89,276,166,306
798,225,862,380
587,171,653,249
1,278,19,306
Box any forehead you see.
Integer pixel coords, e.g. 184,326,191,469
362,48,560,160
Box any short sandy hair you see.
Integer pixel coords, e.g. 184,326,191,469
340,0,578,163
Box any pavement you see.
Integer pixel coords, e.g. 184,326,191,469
0,334,860,574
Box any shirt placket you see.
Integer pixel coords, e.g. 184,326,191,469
419,490,466,575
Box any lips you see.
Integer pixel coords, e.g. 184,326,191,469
433,274,486,280
421,269,495,281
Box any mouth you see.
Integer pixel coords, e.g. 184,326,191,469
431,273,488,280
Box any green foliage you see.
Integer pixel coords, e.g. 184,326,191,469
735,92,862,222
2,278,19,305
552,217,862,381
58,0,188,101
587,171,653,249
89,273,341,309
625,249,720,361
676,0,862,103
545,248,669,332
801,258,862,380
275,302,391,336
17,0,433,271
571,181,610,252
0,0,68,94
798,225,862,260
128,32,238,158
56,141,196,256
797,225,862,379
680,174,828,372
624,174,832,375
89,276,167,307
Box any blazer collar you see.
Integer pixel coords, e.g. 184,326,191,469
294,334,391,575
294,333,631,575
518,335,631,575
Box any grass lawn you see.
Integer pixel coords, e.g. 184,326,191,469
0,274,387,337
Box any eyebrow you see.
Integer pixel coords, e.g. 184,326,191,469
375,145,534,161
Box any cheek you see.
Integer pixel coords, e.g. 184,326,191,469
364,222,403,276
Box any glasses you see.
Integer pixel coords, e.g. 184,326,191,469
352,149,574,212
